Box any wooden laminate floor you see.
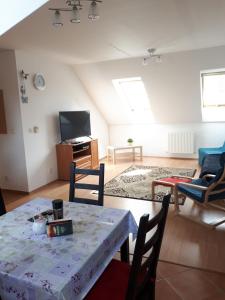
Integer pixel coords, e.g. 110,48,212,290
2,157,225,278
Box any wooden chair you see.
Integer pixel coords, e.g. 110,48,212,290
0,189,6,216
69,162,105,206
85,194,171,300
175,153,225,228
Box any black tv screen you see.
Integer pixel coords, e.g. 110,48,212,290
59,111,91,141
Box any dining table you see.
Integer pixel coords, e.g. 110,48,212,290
0,198,138,300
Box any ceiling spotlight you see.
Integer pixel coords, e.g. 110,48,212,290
148,48,156,56
142,57,148,66
155,55,162,63
52,10,63,27
88,1,100,21
70,5,80,23
142,48,162,65
49,0,102,26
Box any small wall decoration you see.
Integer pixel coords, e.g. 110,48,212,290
20,70,29,103
33,73,46,91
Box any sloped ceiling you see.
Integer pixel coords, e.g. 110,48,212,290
74,45,225,125
1,0,225,64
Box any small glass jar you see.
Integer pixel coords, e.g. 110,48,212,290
52,199,64,220
32,217,47,235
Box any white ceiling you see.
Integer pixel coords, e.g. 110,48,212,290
1,0,225,64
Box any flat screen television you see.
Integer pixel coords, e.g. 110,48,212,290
59,111,91,142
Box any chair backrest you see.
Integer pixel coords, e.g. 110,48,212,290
69,162,105,206
205,153,225,202
126,194,171,300
0,189,6,216
200,153,223,178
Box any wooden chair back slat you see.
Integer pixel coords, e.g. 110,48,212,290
142,229,160,254
73,197,102,206
145,212,163,231
74,168,101,176
74,183,99,190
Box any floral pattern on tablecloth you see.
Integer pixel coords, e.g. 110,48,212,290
0,198,137,300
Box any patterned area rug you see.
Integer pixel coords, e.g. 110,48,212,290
104,165,196,203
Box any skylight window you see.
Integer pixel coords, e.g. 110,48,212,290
201,70,225,121
112,77,151,112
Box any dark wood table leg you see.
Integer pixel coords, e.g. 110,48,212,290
120,237,129,263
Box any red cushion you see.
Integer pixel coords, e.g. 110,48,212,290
85,259,130,300
158,177,191,184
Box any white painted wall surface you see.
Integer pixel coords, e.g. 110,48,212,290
75,45,225,157
109,123,225,158
0,50,28,191
0,0,48,36
15,50,109,192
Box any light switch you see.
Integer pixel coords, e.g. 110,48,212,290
33,126,39,133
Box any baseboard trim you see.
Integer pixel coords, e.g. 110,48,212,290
2,188,29,195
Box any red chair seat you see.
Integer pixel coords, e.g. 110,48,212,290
158,177,191,184
85,259,130,300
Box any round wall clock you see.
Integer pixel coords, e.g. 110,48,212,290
33,73,46,91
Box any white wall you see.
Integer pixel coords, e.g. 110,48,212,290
0,50,28,191
75,45,225,157
15,50,109,192
110,123,225,158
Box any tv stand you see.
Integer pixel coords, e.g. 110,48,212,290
56,139,99,181
70,141,81,145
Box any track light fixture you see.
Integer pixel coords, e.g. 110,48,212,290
49,0,102,26
142,48,162,66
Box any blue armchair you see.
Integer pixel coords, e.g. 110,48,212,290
198,142,225,165
174,153,225,228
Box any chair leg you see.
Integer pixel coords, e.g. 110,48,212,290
152,182,156,200
174,186,180,213
144,281,155,300
150,282,155,300
120,238,130,263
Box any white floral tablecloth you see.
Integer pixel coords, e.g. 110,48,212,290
0,198,138,300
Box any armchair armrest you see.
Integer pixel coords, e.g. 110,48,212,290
202,174,216,179
177,182,208,191
171,175,194,180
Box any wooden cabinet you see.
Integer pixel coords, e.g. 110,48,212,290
56,139,99,180
91,139,99,169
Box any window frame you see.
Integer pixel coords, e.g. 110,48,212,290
200,68,225,122
112,76,151,112
201,69,225,108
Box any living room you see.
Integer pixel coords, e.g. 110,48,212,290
1,1,225,299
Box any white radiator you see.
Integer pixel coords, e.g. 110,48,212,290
168,132,194,154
